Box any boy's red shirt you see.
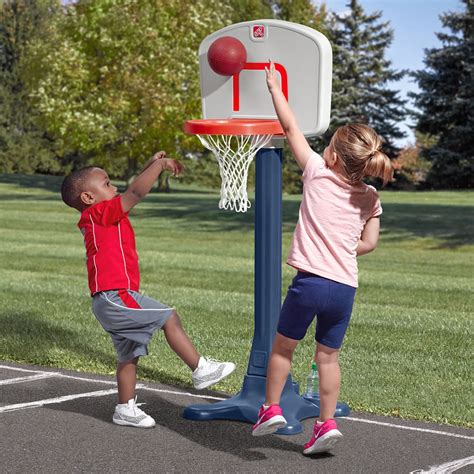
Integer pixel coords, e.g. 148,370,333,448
77,195,140,296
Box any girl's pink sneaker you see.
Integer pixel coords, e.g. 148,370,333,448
252,404,287,436
303,419,343,454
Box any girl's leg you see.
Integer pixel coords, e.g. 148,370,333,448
303,343,343,453
163,310,200,370
315,342,341,421
265,333,300,405
116,357,139,404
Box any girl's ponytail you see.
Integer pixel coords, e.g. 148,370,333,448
364,150,393,185
332,124,394,186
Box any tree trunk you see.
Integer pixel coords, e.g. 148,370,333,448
125,156,138,185
156,172,170,193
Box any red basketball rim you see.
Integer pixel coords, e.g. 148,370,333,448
184,118,284,136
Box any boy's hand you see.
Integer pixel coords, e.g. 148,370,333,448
121,155,184,213
153,151,166,160
143,151,167,171
265,60,279,93
161,158,184,177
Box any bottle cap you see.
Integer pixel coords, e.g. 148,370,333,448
311,362,317,370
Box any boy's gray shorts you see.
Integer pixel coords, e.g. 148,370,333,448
92,290,174,362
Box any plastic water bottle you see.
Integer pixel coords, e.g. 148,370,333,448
305,361,319,398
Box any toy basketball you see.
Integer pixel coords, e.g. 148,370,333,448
207,36,247,76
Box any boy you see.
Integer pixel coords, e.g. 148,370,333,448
61,151,235,428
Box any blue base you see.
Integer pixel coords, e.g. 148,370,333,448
183,374,350,435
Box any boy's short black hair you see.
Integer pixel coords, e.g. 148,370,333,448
61,167,96,210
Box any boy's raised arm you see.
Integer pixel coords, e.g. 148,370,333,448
121,152,184,213
265,61,313,171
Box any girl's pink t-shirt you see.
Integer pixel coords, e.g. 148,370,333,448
287,152,382,288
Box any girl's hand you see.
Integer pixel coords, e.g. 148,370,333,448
265,60,279,93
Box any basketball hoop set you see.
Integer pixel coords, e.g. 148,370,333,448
184,20,332,212
183,20,349,434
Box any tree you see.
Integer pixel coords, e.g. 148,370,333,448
328,0,407,158
228,0,273,23
410,0,473,189
392,132,434,189
0,0,60,174
22,0,232,183
274,0,327,32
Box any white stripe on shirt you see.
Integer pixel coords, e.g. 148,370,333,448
89,215,99,293
117,222,130,289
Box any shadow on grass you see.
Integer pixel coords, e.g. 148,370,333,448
129,195,474,247
0,309,116,368
0,173,63,193
0,173,212,196
1,174,472,247
0,309,208,389
381,202,474,248
132,193,302,233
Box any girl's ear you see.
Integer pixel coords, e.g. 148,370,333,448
80,191,95,206
328,151,338,168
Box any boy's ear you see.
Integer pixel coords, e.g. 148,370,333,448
80,191,95,206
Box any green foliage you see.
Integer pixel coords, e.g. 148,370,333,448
228,0,273,22
328,0,407,157
0,0,60,174
22,0,233,179
392,132,434,189
274,0,327,33
410,0,474,189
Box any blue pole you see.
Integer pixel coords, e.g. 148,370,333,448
248,147,282,377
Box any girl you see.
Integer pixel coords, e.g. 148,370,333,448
251,62,393,454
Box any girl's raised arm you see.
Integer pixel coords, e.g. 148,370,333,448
265,61,313,170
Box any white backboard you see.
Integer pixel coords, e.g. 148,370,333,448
198,20,332,137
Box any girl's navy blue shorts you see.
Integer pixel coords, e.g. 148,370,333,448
277,271,356,349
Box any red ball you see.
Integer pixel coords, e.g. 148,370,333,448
207,36,247,76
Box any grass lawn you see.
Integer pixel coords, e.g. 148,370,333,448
0,173,472,428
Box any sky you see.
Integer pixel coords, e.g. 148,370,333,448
316,0,466,146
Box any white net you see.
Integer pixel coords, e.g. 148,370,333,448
196,133,273,212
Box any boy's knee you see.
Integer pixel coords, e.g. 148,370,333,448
118,357,139,367
164,310,180,328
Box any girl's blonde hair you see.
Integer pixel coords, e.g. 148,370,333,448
331,124,393,185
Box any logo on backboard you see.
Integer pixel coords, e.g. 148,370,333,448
251,24,266,41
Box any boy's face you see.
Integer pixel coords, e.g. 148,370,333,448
80,168,118,207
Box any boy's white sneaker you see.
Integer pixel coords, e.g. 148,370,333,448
113,397,156,428
192,357,236,390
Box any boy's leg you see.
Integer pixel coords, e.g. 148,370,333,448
114,356,155,428
162,310,235,389
315,342,341,421
162,311,200,370
116,357,139,404
265,333,299,405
